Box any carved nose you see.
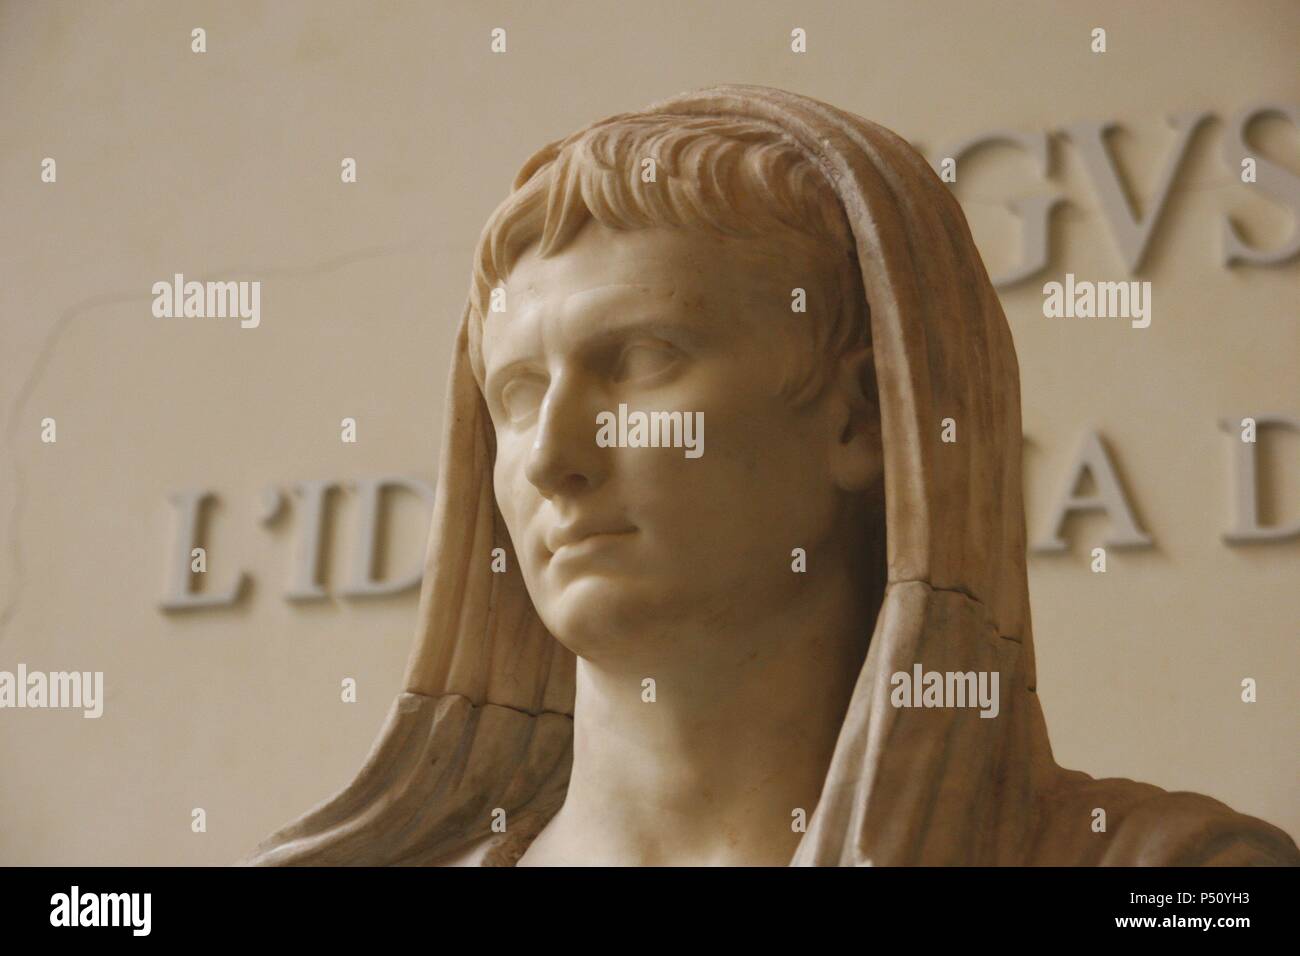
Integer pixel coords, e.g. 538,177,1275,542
525,375,601,498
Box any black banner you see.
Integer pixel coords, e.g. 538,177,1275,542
1,866,1290,942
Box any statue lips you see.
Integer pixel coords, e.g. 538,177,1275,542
545,522,638,559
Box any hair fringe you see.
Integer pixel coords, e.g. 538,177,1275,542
467,114,869,402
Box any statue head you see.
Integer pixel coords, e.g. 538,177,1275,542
467,116,886,668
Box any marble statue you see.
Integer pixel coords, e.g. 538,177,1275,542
245,85,1299,866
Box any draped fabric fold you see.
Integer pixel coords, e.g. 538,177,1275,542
245,85,1298,867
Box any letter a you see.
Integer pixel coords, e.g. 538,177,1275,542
890,671,910,708
50,893,70,927
595,411,616,447
1033,431,1152,551
1042,281,1063,317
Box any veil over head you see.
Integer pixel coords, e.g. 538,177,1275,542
248,85,1298,866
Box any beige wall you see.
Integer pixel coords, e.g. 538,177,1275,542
1,0,1296,864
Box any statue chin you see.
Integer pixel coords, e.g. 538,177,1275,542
245,84,1300,868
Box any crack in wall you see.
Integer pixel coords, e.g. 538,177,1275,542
0,235,434,640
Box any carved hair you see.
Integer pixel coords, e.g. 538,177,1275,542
467,114,869,405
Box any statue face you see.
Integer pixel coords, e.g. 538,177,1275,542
480,219,881,664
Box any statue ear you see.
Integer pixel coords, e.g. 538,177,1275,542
827,345,883,493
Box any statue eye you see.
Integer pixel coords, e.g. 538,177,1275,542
499,376,546,424
613,340,678,384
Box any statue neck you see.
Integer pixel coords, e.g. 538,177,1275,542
518,560,877,866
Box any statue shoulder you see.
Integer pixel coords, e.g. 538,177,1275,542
1034,770,1300,866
